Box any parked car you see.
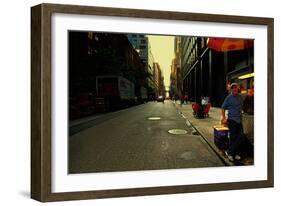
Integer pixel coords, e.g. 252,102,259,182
157,95,164,102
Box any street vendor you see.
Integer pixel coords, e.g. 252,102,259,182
221,83,245,162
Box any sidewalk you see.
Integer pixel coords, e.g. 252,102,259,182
174,101,254,166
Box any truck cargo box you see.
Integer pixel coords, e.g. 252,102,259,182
96,75,135,100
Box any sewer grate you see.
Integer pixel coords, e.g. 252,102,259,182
192,131,199,135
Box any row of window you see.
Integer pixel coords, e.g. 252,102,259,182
131,39,147,44
131,34,145,38
181,37,198,74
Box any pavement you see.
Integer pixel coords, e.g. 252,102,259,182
68,101,225,174
173,101,254,166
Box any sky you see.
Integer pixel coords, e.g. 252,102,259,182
147,35,175,91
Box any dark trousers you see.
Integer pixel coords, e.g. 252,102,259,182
227,119,245,156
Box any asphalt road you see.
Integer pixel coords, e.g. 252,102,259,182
68,100,225,174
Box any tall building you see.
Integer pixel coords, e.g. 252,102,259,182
68,31,147,100
170,37,182,98
127,34,155,91
147,44,155,90
153,62,165,97
127,34,148,68
170,59,177,97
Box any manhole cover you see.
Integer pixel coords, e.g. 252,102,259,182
168,129,188,135
147,117,161,120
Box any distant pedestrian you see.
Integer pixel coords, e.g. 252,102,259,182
221,83,245,162
201,96,208,106
180,94,184,106
184,93,188,104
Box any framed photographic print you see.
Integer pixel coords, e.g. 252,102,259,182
31,3,274,202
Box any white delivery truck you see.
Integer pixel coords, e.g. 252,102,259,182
95,75,135,111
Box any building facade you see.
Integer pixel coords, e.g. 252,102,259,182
153,62,165,97
170,37,182,99
127,34,155,97
179,36,254,107
69,32,147,92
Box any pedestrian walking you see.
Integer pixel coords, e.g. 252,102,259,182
221,83,245,161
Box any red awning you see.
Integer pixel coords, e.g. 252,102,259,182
207,38,253,52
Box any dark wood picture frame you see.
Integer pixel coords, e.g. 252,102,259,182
31,3,274,202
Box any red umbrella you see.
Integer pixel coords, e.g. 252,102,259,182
207,38,253,52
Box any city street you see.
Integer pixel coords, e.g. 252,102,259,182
69,100,225,174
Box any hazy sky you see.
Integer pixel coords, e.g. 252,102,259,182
147,35,175,90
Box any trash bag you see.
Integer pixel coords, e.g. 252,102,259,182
196,105,204,119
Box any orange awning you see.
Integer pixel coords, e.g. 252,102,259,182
207,38,253,52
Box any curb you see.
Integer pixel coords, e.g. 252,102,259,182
184,114,233,166
173,102,234,166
